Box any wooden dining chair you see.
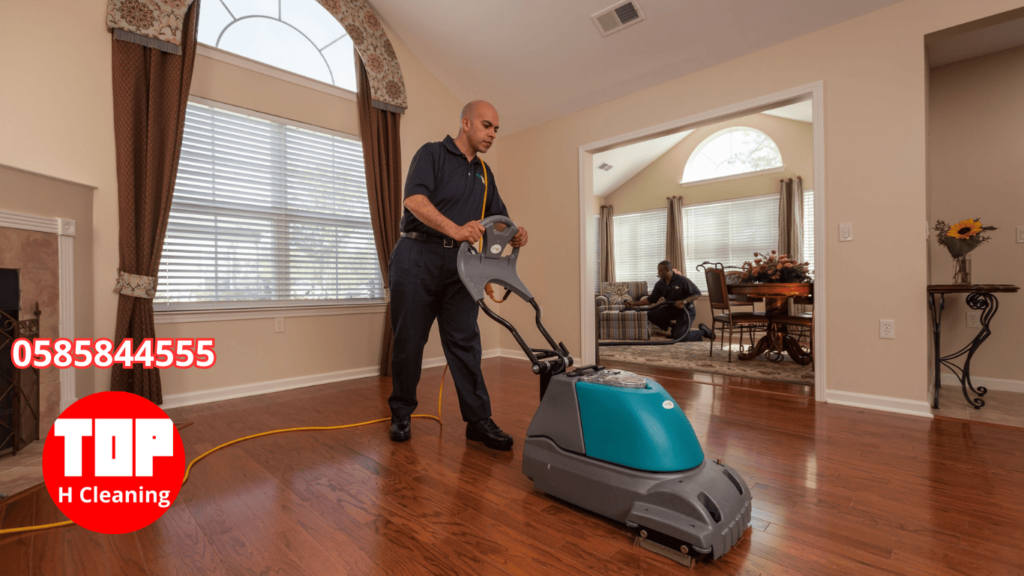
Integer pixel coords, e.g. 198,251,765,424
703,265,767,362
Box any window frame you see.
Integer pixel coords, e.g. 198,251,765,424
197,44,356,102
154,96,383,319
681,126,784,185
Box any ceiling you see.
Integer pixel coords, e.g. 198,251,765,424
591,100,811,197
371,0,903,134
761,100,813,123
928,15,1024,68
592,130,692,197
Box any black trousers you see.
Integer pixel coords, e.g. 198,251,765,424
648,303,703,342
388,237,491,422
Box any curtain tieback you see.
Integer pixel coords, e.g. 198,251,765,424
114,270,158,299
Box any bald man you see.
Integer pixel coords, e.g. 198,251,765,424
387,101,528,451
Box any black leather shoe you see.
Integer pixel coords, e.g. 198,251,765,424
699,323,715,341
466,418,513,451
389,416,411,442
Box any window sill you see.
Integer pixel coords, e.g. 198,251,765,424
679,166,786,188
154,302,387,324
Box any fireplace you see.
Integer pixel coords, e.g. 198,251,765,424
0,269,41,456
0,224,61,458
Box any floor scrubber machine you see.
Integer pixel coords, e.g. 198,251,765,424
457,216,752,567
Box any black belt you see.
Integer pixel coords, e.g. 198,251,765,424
401,231,457,248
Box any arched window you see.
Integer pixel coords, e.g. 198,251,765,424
198,0,357,92
682,127,783,184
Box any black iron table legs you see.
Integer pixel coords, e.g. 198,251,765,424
929,292,1000,410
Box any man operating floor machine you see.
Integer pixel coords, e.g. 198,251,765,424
457,216,752,567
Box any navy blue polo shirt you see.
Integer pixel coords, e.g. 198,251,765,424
649,273,701,306
400,135,509,238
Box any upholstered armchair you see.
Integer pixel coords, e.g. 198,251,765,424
596,281,652,340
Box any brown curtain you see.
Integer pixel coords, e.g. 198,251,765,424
599,205,616,288
109,0,200,403
778,177,803,261
356,57,403,376
778,176,807,314
665,196,685,275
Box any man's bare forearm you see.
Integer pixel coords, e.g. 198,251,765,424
404,195,458,237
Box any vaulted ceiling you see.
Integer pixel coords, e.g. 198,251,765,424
371,0,904,133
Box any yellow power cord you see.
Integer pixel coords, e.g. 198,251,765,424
0,367,451,536
4,161,499,537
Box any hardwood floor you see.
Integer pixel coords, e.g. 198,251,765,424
1,357,1022,575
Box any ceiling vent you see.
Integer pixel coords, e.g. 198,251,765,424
597,163,614,171
592,1,645,37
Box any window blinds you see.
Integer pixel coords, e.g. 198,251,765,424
613,208,667,289
683,195,780,292
156,101,383,310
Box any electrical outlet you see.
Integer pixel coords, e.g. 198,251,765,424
966,311,980,328
879,319,895,339
274,317,285,333
839,223,853,242
1017,226,1024,243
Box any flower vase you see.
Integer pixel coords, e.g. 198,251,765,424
952,255,971,285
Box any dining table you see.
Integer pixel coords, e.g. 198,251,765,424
727,282,813,365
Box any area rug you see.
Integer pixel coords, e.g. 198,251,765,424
598,341,815,385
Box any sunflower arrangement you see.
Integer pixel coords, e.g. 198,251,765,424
933,218,996,258
740,250,812,283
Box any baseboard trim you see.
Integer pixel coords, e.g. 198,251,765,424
161,349,504,410
496,348,530,361
940,374,1024,393
825,390,933,419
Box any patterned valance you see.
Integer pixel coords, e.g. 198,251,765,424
106,0,408,112
316,0,407,113
106,0,196,55
114,270,158,299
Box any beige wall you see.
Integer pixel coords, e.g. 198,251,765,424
0,165,96,400
928,45,1024,384
497,0,1024,404
0,0,500,401
605,113,813,214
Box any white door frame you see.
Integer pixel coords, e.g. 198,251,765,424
577,81,827,402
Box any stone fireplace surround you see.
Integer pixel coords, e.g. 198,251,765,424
0,209,76,438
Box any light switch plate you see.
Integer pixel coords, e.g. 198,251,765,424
1017,226,1024,243
840,223,853,242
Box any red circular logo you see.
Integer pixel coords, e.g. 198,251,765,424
42,392,185,534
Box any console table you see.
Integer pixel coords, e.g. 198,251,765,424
928,284,1019,409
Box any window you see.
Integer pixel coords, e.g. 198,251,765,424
589,214,601,293
802,189,814,276
198,0,357,92
156,100,382,310
613,209,667,289
683,196,779,292
682,127,783,184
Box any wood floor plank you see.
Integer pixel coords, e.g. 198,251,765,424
3,358,1023,574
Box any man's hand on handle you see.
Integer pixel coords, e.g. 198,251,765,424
510,226,528,248
451,221,486,244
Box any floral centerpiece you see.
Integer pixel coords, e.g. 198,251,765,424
933,218,996,284
740,251,812,283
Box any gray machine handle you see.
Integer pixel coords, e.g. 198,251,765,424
457,216,533,302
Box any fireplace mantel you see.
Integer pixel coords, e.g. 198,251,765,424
0,209,76,414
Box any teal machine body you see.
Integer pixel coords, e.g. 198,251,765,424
457,216,752,564
575,378,704,473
